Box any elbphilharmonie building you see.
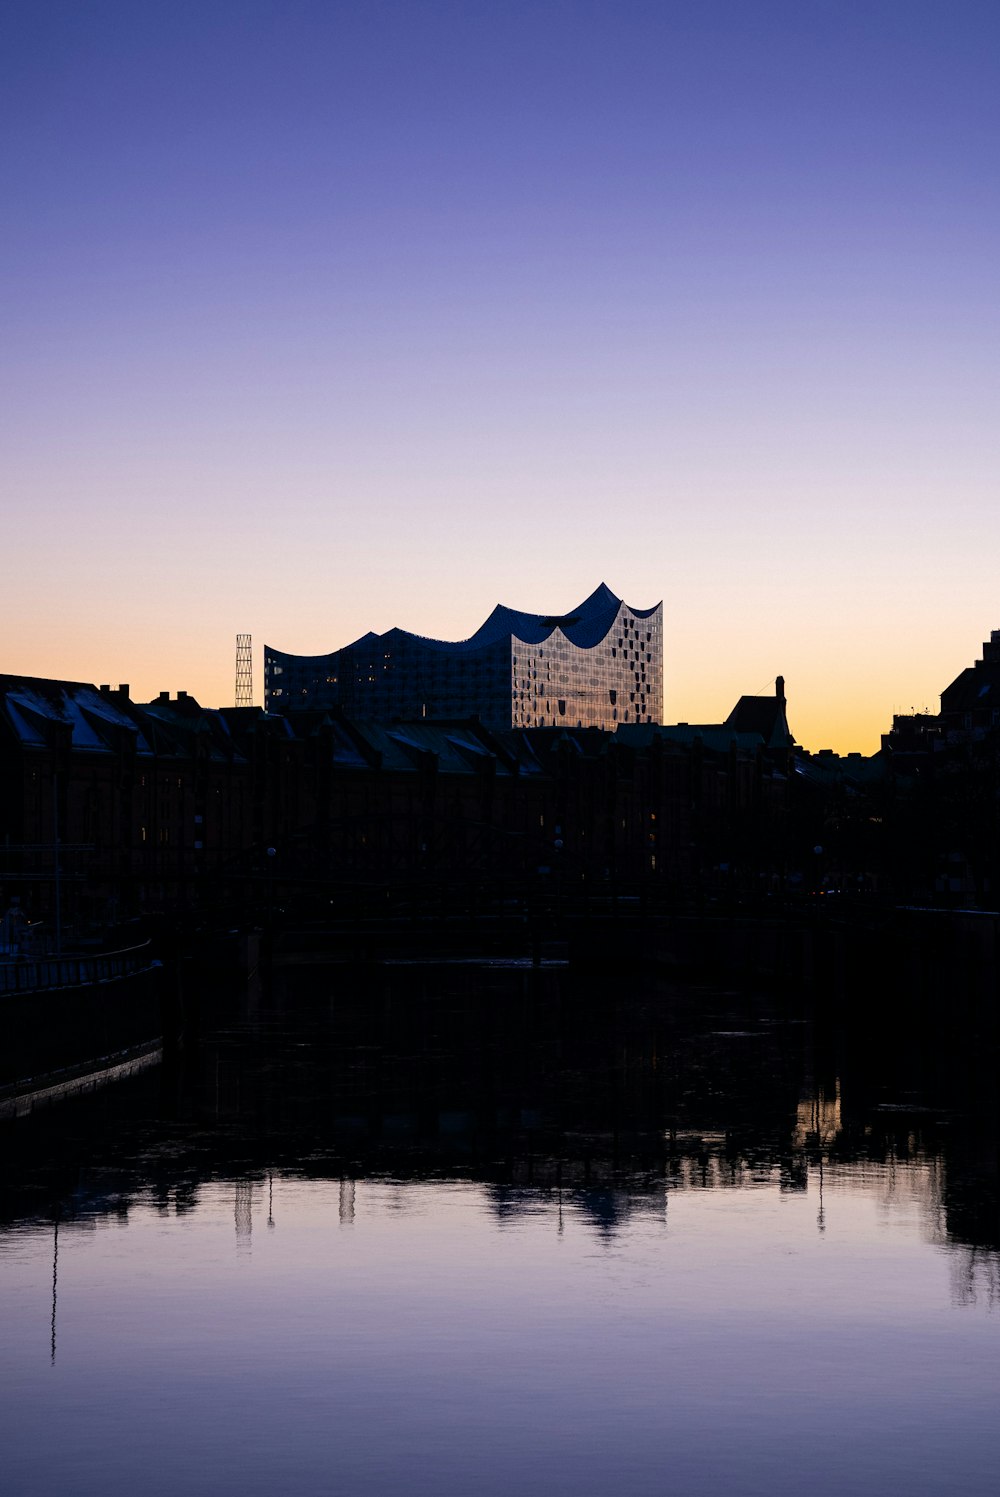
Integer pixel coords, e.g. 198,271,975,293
264,583,662,731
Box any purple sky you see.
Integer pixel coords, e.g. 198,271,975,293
2,1,998,750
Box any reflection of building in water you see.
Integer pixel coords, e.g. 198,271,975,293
485,1181,665,1240
950,1246,1000,1308
50,1217,59,1365
235,1180,253,1247
339,1178,355,1225
793,1082,842,1150
665,1153,782,1192
480,1127,964,1245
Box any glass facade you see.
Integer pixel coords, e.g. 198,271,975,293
511,602,663,730
265,588,663,730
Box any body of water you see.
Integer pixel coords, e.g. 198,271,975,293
2,960,997,1495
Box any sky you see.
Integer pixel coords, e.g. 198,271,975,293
2,0,998,753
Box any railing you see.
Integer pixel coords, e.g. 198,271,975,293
0,942,157,996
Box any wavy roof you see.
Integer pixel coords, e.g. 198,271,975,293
464,582,643,650
267,584,659,663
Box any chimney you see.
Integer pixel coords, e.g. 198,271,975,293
776,676,785,701
158,691,169,702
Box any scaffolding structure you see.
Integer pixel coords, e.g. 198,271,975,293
235,633,253,707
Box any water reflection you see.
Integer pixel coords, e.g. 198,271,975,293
234,1178,253,1250
953,1247,1000,1308
2,961,997,1266
3,957,999,1497
49,1216,57,1365
339,1177,356,1225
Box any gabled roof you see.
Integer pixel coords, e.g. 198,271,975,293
0,675,152,755
616,723,766,753
517,725,610,762
615,678,794,754
324,717,516,776
139,695,248,763
725,687,794,748
795,749,888,791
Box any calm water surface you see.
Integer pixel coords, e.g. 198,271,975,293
1,961,998,1496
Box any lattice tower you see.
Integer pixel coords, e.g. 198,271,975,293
235,633,253,707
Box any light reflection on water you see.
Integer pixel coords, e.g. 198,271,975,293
1,961,999,1495
2,1166,998,1497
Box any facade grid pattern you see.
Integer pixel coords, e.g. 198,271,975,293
264,586,662,731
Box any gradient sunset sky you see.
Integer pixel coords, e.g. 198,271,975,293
3,0,998,752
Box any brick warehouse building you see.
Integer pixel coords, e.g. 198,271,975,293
0,674,793,941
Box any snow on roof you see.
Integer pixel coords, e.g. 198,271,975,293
2,680,150,754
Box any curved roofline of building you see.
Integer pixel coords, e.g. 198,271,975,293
265,584,661,663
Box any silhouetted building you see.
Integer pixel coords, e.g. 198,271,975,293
940,629,1000,743
1,672,799,936
881,712,939,775
617,677,795,775
264,583,663,730
726,676,794,749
